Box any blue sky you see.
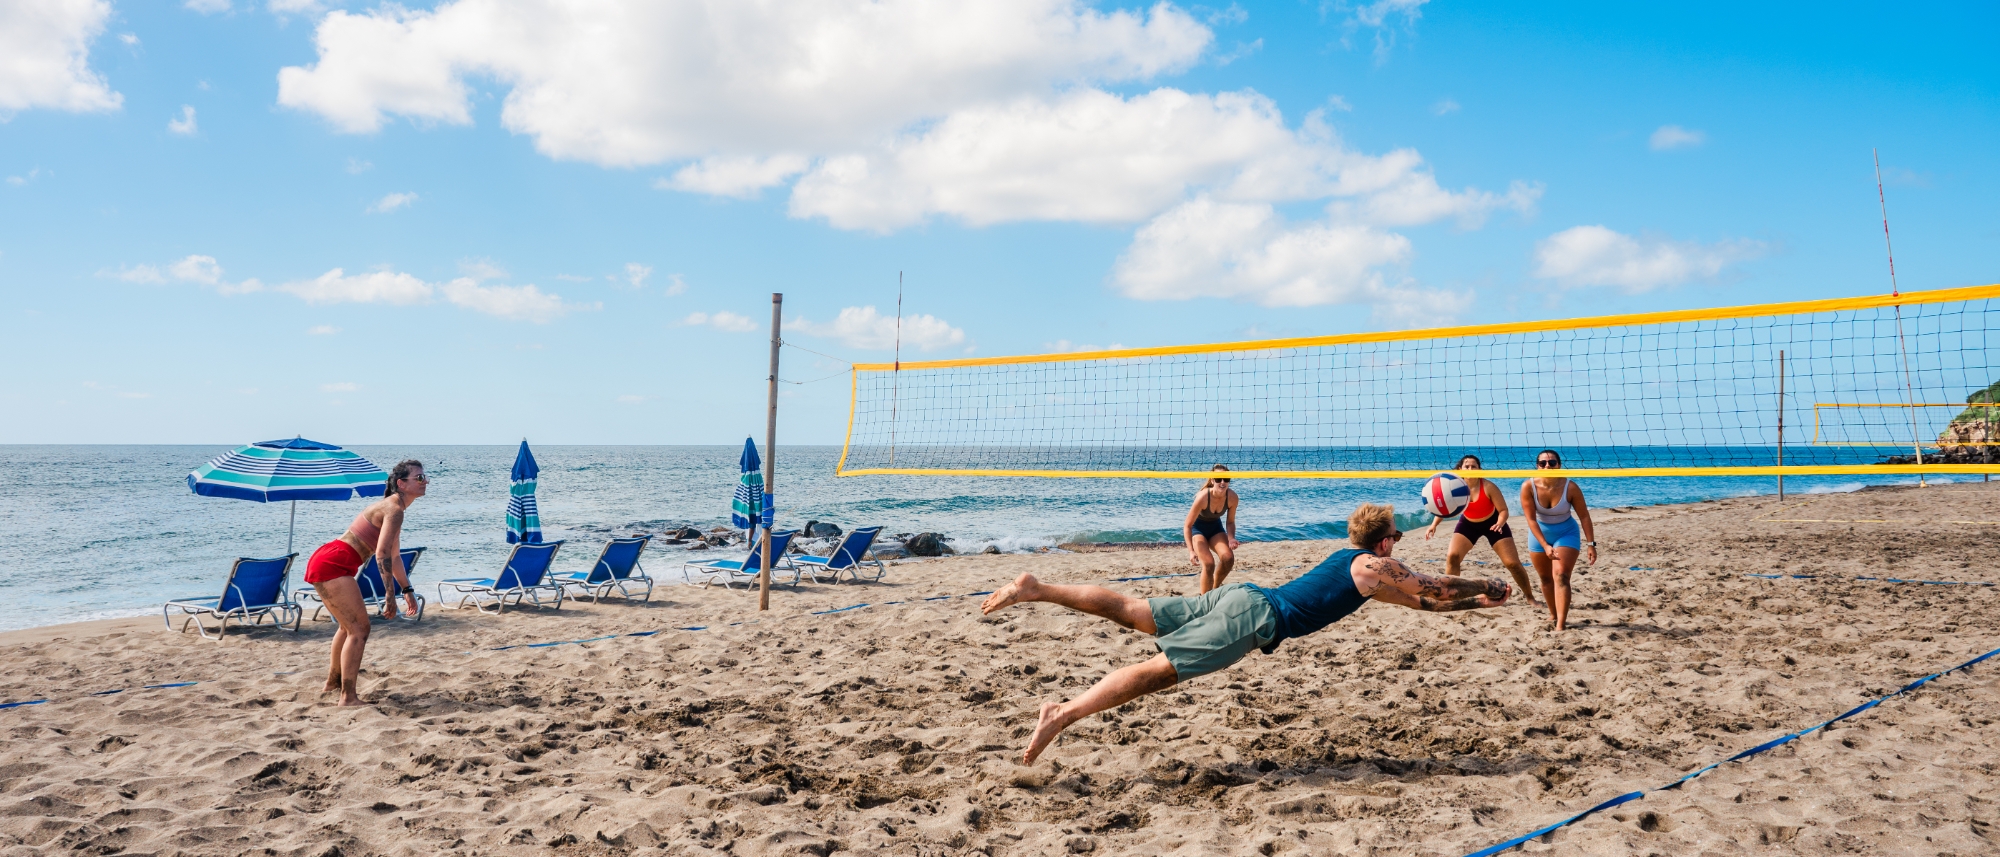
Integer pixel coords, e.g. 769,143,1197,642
2,0,1994,445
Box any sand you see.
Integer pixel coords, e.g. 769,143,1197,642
2,483,1997,856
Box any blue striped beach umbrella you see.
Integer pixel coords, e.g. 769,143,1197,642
507,440,543,545
187,437,387,554
730,438,773,536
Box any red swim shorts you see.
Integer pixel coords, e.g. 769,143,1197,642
305,539,364,585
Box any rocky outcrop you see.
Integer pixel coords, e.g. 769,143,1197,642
802,521,843,539
1882,418,1998,465
902,532,953,557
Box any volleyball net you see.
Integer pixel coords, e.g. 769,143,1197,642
836,285,2000,479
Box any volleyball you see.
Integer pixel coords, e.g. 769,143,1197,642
1421,472,1472,518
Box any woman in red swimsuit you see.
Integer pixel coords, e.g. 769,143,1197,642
1423,454,1540,610
303,459,426,706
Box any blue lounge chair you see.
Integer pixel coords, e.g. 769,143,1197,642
794,526,888,584
436,541,566,613
555,536,653,603
682,530,798,589
163,554,302,640
297,547,426,622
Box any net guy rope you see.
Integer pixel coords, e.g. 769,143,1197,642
838,285,2000,480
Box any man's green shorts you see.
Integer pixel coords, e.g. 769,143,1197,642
1148,582,1277,681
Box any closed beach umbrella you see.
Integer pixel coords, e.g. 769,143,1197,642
507,440,543,545
187,437,387,554
730,438,773,536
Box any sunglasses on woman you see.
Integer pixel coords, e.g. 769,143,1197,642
1536,459,1559,467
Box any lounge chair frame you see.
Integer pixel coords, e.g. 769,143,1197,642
437,541,567,613
556,536,654,603
163,554,302,641
682,530,799,589
795,526,889,584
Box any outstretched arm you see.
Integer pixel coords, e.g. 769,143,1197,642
1182,493,1203,563
379,506,412,593
1354,555,1508,612
1571,482,1598,566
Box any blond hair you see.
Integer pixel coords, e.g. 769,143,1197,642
1349,503,1396,548
1203,463,1231,490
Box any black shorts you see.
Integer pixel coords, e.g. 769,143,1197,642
1452,514,1513,547
1192,516,1226,539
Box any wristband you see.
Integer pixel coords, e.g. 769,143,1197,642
1583,541,1597,547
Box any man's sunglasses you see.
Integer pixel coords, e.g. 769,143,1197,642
1389,530,1404,542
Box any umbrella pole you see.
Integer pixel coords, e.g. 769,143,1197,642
760,293,782,611
287,500,297,556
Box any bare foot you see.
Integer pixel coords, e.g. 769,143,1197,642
337,694,368,707
981,573,1042,615
1021,700,1069,765
321,677,341,694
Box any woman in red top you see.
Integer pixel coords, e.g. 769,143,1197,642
1423,454,1539,610
302,459,426,706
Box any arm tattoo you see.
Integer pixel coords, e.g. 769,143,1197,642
1419,595,1487,612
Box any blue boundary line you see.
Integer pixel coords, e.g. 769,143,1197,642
1458,643,2000,857
1745,573,1997,587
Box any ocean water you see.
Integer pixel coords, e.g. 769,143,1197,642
0,444,1974,632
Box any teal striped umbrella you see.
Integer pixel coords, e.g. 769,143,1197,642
188,437,387,554
507,440,542,544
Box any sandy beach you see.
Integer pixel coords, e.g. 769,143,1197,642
2,483,1997,856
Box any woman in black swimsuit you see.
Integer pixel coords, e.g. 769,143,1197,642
1183,464,1240,594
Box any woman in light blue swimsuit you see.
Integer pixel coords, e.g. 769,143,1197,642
1520,450,1597,631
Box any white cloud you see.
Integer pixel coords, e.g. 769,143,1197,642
553,273,591,282
168,254,222,284
276,266,590,321
0,0,123,116
1649,125,1705,151
1348,0,1429,28
368,191,417,213
185,0,231,13
1430,98,1458,116
660,155,809,198
786,88,1535,232
1342,0,1428,64
113,264,165,284
662,273,686,296
615,394,645,404
790,305,965,352
681,311,758,333
7,168,43,186
1532,225,1768,293
1325,94,1352,112
1114,196,1422,310
622,262,651,289
268,0,1529,327
269,0,324,14
440,279,581,322
118,32,137,46
277,0,1208,164
114,254,232,287
345,157,372,174
320,381,359,393
458,259,505,280
307,324,339,335
167,105,198,135
280,268,433,304
1044,339,1126,353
